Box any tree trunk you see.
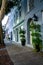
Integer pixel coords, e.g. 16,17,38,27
0,0,7,45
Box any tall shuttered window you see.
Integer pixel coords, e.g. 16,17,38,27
27,0,34,12
29,0,34,10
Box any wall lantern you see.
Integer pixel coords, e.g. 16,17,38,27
28,18,33,23
33,14,38,21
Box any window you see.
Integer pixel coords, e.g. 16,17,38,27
27,0,34,12
19,10,21,17
16,11,18,19
29,0,34,10
19,5,21,17
27,0,29,12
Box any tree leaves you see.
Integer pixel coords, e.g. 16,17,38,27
5,0,14,14
5,0,21,14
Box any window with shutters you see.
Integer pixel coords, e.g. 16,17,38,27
29,0,34,10
27,0,34,12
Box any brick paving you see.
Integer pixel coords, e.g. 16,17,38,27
6,44,43,65
0,45,14,65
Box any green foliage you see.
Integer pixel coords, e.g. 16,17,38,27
29,22,35,31
35,24,41,32
32,37,42,44
5,0,21,14
31,32,41,37
0,0,21,14
30,22,41,32
30,21,42,52
13,0,21,6
5,1,14,14
19,29,26,46
19,29,25,34
32,37,42,52
20,34,25,37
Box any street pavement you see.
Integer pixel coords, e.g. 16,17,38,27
6,44,43,65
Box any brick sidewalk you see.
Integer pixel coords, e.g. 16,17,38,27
6,44,43,65
0,45,14,65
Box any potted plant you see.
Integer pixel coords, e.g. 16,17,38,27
30,21,42,52
32,34,42,52
19,29,26,46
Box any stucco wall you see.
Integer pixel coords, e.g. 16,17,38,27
24,1,43,47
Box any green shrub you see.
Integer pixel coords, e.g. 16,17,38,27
30,21,42,52
19,29,26,46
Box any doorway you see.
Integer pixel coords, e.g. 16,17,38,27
27,18,32,44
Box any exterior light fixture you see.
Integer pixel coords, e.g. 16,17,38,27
28,18,32,23
33,14,38,21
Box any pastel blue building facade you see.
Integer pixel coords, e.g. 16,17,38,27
4,0,43,49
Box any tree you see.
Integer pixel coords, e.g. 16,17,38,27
0,0,21,45
0,0,7,45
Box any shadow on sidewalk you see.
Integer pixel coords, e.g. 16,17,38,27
0,43,14,65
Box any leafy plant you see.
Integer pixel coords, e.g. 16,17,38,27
19,29,25,34
30,21,42,52
35,24,41,32
19,29,26,46
29,22,35,31
31,32,41,37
